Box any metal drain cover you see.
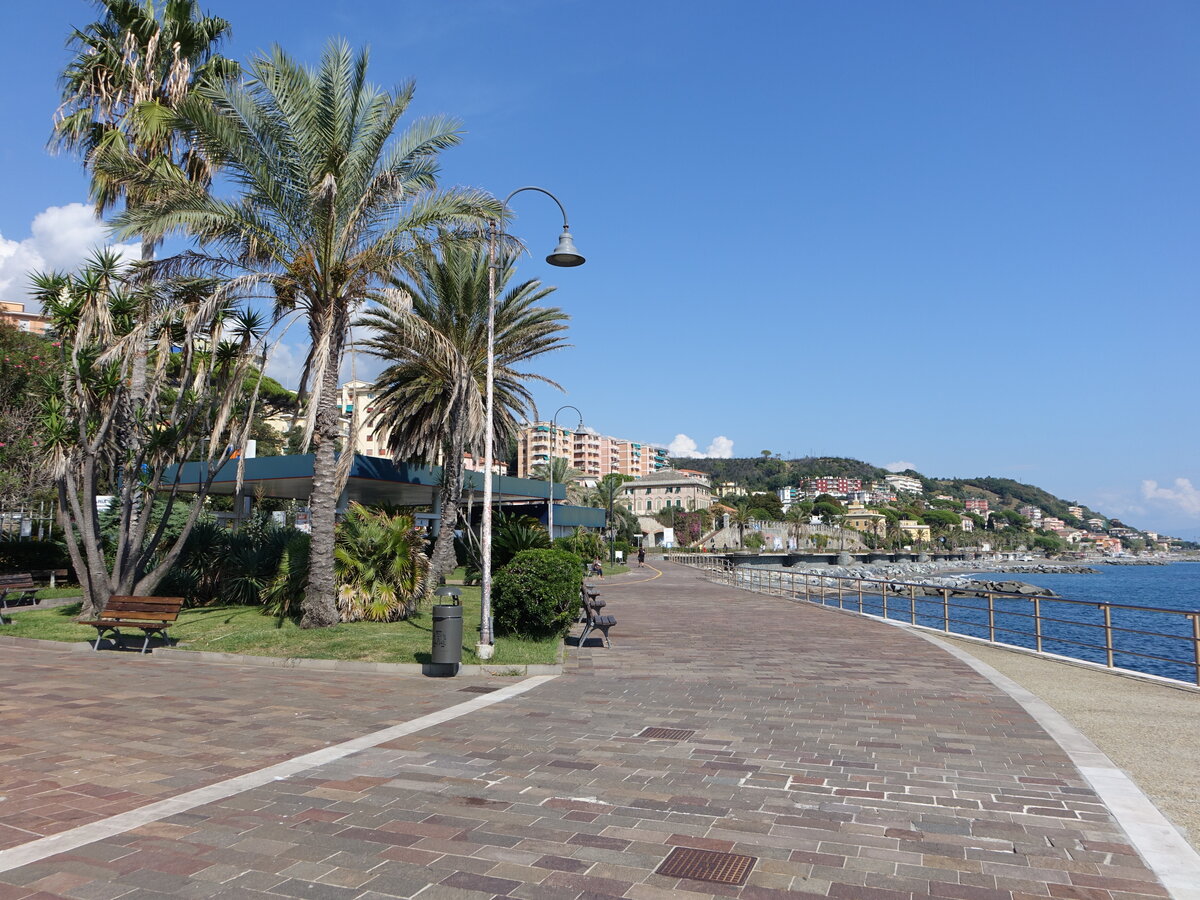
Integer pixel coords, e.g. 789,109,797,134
458,685,500,694
637,727,696,740
656,847,756,885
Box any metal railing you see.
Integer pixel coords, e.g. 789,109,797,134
670,554,1200,686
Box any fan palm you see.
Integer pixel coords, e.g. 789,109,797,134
357,244,569,591
54,0,237,259
118,41,500,627
529,457,585,504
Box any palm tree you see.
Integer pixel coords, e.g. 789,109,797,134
729,499,754,549
357,244,569,591
119,41,500,627
530,457,585,504
54,0,238,260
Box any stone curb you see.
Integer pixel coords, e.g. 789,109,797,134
0,635,563,676
152,647,563,676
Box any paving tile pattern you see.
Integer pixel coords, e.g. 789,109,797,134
0,646,469,849
0,563,1171,898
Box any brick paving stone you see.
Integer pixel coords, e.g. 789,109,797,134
0,563,1179,898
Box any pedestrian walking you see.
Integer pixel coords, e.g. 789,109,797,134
637,546,646,567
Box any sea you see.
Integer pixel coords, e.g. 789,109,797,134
953,562,1200,683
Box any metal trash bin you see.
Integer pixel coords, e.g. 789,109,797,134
430,587,462,676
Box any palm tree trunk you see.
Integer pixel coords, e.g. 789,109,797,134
301,343,343,628
427,441,463,593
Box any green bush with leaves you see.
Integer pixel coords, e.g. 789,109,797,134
492,549,583,638
553,527,603,561
334,503,430,622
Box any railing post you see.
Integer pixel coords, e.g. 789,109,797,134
1033,596,1043,653
940,588,949,631
838,578,844,609
1191,614,1200,687
1102,604,1114,669
858,579,864,614
987,593,996,642
804,574,810,603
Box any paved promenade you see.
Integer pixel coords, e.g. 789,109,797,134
0,562,1189,899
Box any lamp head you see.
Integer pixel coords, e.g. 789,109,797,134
546,230,585,267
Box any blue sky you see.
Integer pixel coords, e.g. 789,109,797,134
2,1,1199,535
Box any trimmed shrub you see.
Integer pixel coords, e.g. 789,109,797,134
492,549,583,638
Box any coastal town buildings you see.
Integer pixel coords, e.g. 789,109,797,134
1067,505,1085,519
1041,516,1066,532
964,498,989,514
959,515,975,531
515,422,667,480
884,473,922,494
621,469,713,514
1087,518,1106,531
0,301,52,336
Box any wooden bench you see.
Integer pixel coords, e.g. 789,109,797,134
578,582,616,648
78,596,184,653
0,574,39,623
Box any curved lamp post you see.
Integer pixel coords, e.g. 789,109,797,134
547,405,584,541
478,187,584,660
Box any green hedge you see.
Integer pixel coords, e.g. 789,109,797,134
492,549,583,638
0,540,70,574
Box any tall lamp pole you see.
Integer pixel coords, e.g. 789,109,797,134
547,405,584,541
479,187,584,660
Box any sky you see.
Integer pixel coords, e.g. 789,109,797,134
1,1,1199,535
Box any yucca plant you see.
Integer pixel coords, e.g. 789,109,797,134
333,503,430,622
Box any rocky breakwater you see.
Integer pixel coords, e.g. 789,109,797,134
762,560,1061,599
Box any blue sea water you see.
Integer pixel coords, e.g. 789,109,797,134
831,562,1200,682
956,563,1200,682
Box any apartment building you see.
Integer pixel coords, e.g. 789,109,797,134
805,476,862,496
964,498,989,514
0,301,53,336
515,422,668,480
884,473,922,494
621,469,713,515
338,380,390,457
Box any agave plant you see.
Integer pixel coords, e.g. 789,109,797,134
333,503,430,622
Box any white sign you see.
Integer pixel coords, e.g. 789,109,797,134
662,527,675,549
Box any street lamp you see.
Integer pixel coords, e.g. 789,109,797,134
547,405,584,541
478,187,584,660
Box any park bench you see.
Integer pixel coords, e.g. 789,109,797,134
78,595,184,653
578,582,616,648
0,574,39,623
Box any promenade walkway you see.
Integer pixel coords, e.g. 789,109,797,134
0,562,1189,899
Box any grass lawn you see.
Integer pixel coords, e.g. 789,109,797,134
2,584,561,667
36,587,84,600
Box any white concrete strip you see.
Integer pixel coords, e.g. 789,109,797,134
922,632,1200,900
0,674,557,875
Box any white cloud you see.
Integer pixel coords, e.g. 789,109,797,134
668,434,699,457
0,203,138,308
705,436,734,458
1141,478,1200,518
884,460,916,473
667,433,734,459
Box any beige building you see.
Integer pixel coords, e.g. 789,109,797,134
842,503,886,537
516,422,667,480
621,469,713,515
0,301,52,336
897,519,931,542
